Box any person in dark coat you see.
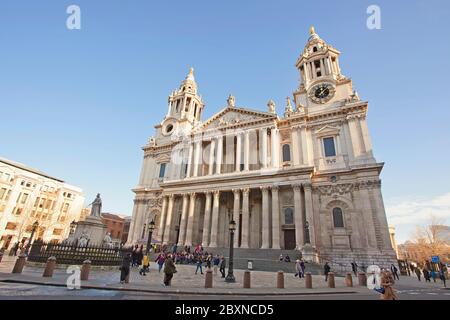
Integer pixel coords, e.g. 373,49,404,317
219,256,226,278
131,245,138,267
324,262,331,282
390,264,400,280
415,267,422,281
351,261,358,276
423,268,431,282
120,253,132,284
163,256,177,286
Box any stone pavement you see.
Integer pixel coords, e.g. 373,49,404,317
0,255,358,296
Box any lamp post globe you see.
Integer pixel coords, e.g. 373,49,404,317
225,220,237,283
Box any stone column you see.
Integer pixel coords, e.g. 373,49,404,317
358,184,378,249
232,189,241,246
293,184,304,250
184,192,197,247
235,133,242,172
202,192,213,246
291,127,301,166
209,190,220,247
348,116,363,158
208,139,216,175
244,130,250,171
320,59,325,76
240,188,250,248
260,128,268,168
216,136,223,174
271,185,281,249
260,186,270,249
186,142,194,178
303,183,316,247
177,194,189,246
158,196,168,242
359,115,373,158
271,127,280,168
163,194,175,244
193,140,202,177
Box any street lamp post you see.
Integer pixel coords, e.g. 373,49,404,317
225,220,236,283
146,220,155,255
26,221,39,255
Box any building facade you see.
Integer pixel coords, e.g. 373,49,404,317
127,28,397,265
0,157,85,250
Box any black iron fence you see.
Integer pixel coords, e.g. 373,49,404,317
28,240,133,266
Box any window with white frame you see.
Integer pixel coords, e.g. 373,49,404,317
159,163,167,179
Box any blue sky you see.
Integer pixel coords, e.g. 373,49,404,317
1,1,449,243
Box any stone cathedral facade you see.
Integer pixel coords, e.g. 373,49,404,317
127,28,397,265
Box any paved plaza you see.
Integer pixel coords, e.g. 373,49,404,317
0,255,448,299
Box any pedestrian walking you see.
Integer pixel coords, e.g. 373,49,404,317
431,269,437,283
213,255,220,275
379,270,398,300
195,255,204,275
219,256,226,278
295,259,302,278
131,245,138,267
390,264,400,280
423,268,431,282
155,252,165,273
351,261,358,276
415,267,422,281
439,269,447,288
324,262,331,282
300,259,306,278
163,255,177,286
120,253,131,284
206,254,212,269
139,254,150,276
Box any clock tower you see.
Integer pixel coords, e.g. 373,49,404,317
293,27,357,113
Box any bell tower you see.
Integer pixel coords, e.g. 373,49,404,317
157,68,205,140
293,27,355,110
167,67,204,123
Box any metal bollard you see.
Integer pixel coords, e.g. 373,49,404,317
42,256,57,277
345,273,353,287
305,272,313,289
358,272,367,286
243,271,251,288
12,254,27,274
327,272,335,288
80,260,91,281
276,271,284,289
205,269,213,288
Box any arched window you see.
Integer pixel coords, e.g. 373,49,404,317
332,207,344,228
282,144,291,162
284,207,294,224
313,46,318,52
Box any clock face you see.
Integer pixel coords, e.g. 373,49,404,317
309,83,335,104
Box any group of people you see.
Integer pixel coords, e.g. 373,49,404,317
278,254,291,262
412,262,447,287
119,243,230,286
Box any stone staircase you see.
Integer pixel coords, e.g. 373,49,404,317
202,247,324,275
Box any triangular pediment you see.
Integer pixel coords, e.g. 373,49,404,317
316,125,341,138
199,107,277,131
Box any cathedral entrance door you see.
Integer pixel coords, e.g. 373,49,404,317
284,230,296,250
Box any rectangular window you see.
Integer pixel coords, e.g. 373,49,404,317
159,163,166,178
34,197,40,207
323,137,336,157
0,188,6,200
45,200,52,210
16,193,22,203
63,203,70,213
5,190,11,201
5,222,17,230
21,193,29,204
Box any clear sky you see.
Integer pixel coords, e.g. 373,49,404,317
1,1,449,243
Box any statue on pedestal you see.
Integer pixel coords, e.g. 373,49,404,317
88,193,102,217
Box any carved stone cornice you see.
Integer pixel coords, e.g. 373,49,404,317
314,183,354,196
241,188,250,195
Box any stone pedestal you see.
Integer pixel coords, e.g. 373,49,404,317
301,243,318,263
69,216,108,246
